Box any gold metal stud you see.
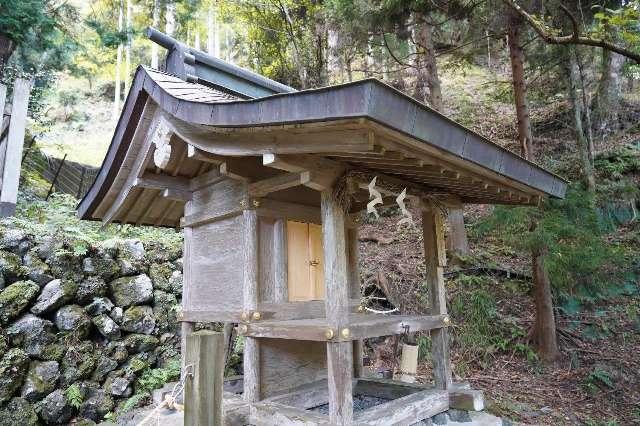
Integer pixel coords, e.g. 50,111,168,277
239,200,248,208
238,324,248,335
443,316,451,326
325,329,335,340
252,199,261,208
252,311,261,321
341,328,351,339
357,305,364,313
240,312,249,322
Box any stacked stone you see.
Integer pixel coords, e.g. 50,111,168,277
0,227,183,424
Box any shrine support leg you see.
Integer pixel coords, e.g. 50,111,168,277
243,209,261,402
422,204,452,390
322,191,353,425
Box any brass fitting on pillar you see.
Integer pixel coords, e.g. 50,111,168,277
325,329,335,340
252,199,261,208
240,312,250,322
341,328,351,339
238,324,248,335
252,311,261,321
443,316,451,326
357,305,364,313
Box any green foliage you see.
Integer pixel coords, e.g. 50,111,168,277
582,367,614,394
473,186,628,302
120,392,148,413
11,190,182,249
65,383,83,409
135,359,181,394
594,144,640,181
449,275,534,368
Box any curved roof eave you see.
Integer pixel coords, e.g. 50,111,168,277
78,66,567,220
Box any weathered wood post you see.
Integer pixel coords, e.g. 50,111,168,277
0,79,32,217
322,190,353,425
422,202,452,390
445,201,470,256
347,219,364,378
184,330,224,426
243,209,260,403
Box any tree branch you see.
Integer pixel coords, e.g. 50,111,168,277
501,0,640,63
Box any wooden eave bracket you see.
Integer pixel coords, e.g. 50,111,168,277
262,153,345,191
248,171,311,197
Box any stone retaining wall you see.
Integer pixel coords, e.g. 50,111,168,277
0,227,183,424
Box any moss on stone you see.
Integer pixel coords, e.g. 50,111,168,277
0,397,38,426
0,348,30,403
0,281,39,324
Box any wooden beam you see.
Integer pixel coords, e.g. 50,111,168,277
263,153,345,191
422,203,452,390
256,199,321,224
353,388,448,425
134,172,190,192
248,171,311,197
243,209,260,403
167,115,373,155
0,79,32,217
184,331,224,426
450,388,485,411
251,401,330,425
163,187,192,202
187,144,225,164
321,190,353,425
189,166,225,191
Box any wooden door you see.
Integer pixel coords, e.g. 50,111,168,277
286,221,324,301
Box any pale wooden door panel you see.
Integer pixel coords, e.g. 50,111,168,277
308,223,325,300
286,221,312,301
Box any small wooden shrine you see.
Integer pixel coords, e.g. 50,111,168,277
78,29,567,425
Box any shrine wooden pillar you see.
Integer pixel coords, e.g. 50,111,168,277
321,190,353,425
243,209,260,402
421,202,452,390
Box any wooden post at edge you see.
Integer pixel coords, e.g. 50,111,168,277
184,330,224,426
422,203,452,390
0,79,32,217
322,190,354,425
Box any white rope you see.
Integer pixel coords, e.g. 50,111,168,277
364,306,398,314
136,364,193,426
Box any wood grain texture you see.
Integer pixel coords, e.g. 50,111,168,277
422,205,452,390
243,209,260,403
321,190,353,425
0,79,32,216
184,216,244,312
272,219,288,303
259,338,327,399
353,388,449,425
184,331,224,426
242,314,447,341
251,401,330,425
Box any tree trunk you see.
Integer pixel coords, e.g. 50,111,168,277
124,0,132,96
207,3,220,57
506,8,558,363
565,47,596,192
507,11,534,159
594,48,624,135
113,0,124,120
151,0,160,68
166,0,176,37
0,35,15,76
413,13,442,111
576,51,594,163
531,244,560,361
